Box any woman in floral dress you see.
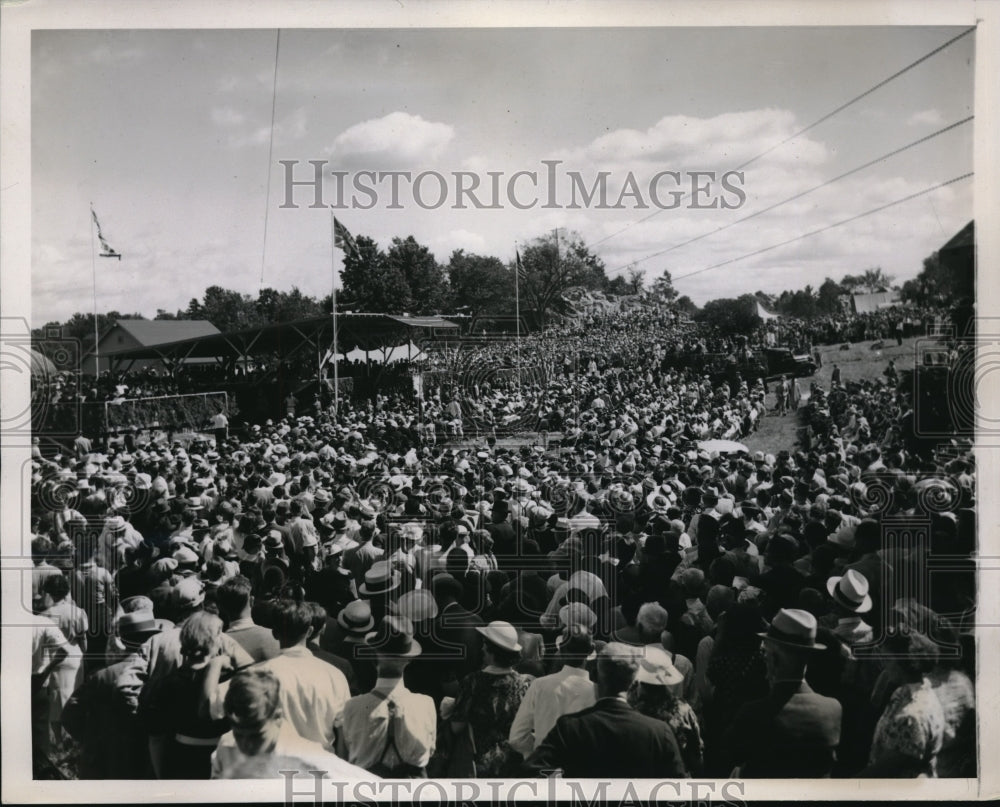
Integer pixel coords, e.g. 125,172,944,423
450,621,534,776
627,645,704,776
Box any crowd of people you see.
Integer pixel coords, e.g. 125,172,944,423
27,298,976,781
752,305,940,355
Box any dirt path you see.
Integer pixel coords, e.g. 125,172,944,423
741,336,928,456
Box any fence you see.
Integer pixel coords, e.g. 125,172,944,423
34,391,229,436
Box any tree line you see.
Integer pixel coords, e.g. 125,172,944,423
34,230,676,347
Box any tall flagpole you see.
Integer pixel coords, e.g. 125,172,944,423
514,243,521,393
330,212,340,416
90,204,100,376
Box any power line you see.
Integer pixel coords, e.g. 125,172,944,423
591,25,975,251
259,29,282,290
671,172,972,283
608,115,973,275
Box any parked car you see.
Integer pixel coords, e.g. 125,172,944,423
761,347,817,381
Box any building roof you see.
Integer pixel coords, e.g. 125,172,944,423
940,220,973,254
108,319,220,347
98,313,459,363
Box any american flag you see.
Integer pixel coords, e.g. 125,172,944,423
515,249,527,283
333,216,360,261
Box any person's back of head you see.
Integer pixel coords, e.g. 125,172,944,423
636,602,669,642
854,519,881,554
558,623,595,668
270,598,314,646
306,601,327,641
596,642,640,698
42,572,70,604
216,574,253,623
224,668,283,756
180,611,223,668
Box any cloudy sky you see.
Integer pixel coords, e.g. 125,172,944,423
31,26,974,324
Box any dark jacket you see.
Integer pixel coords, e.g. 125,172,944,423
720,679,843,777
417,601,484,702
61,658,153,779
522,697,686,778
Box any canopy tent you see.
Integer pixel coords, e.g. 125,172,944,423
756,301,779,321
340,341,428,364
94,313,459,374
30,348,58,377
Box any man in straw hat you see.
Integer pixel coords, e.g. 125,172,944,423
521,642,685,778
720,608,843,777
827,569,874,646
335,615,436,778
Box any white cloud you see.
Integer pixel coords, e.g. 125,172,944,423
211,106,246,127
330,112,454,162
906,108,945,127
227,107,308,148
556,109,828,171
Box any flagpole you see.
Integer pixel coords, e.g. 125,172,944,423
90,204,100,377
514,243,522,397
330,212,340,416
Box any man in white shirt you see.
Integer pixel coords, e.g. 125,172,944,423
212,667,372,780
508,624,597,757
335,615,436,776
208,598,350,752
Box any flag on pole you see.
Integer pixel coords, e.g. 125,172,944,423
515,249,527,283
91,208,122,260
333,217,360,261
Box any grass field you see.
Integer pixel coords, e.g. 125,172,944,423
742,335,933,457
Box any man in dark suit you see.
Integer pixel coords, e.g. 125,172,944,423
416,572,484,702
522,642,686,778
720,608,843,778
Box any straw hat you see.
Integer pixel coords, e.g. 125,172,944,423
476,620,522,653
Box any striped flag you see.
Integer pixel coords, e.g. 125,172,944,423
333,216,360,261
515,249,527,283
92,208,122,260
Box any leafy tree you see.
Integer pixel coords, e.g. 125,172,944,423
841,268,893,295
386,236,448,315
339,235,410,314
517,231,608,325
650,269,678,304
604,274,631,296
626,267,646,295
675,295,699,316
861,267,893,293
446,250,513,317
255,286,323,323
186,285,257,331
816,277,845,315
695,294,761,336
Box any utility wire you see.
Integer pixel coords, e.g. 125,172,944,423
591,25,975,251
671,172,973,282
259,29,282,290
609,115,973,275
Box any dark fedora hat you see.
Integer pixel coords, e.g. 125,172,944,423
364,615,422,658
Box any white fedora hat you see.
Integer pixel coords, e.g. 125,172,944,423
826,569,873,614
757,608,826,651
